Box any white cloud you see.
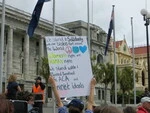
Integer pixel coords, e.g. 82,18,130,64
1,0,150,47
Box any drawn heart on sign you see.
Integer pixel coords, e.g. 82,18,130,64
72,46,79,53
79,45,87,53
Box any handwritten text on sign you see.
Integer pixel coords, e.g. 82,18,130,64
45,36,93,97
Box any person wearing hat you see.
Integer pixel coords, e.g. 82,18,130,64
32,76,45,113
137,97,150,113
48,76,96,113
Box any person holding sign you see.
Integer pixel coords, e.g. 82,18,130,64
48,76,96,113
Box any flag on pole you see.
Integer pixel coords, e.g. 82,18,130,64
27,0,50,37
104,9,114,55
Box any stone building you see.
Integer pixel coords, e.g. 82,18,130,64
131,45,148,90
0,3,75,92
110,38,148,90
0,4,112,104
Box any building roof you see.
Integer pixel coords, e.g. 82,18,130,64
130,46,150,55
115,40,123,48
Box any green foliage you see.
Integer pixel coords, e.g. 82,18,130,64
92,62,114,104
39,57,50,103
117,90,143,104
119,67,134,93
96,63,114,85
39,57,50,83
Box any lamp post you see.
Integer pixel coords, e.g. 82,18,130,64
141,9,150,91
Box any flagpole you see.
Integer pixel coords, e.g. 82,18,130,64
131,17,136,105
52,0,56,113
112,5,117,105
92,0,93,24
87,0,90,55
53,0,55,36
0,0,5,93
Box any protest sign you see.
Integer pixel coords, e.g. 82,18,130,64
45,36,93,97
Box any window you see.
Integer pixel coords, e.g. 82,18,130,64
70,30,75,34
98,89,101,100
36,62,39,75
142,71,145,86
102,90,104,100
48,87,52,98
36,42,39,55
22,38,24,52
97,54,103,63
21,59,24,74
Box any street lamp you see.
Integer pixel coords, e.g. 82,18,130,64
141,9,150,90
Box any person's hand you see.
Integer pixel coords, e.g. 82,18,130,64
90,77,96,87
48,76,56,87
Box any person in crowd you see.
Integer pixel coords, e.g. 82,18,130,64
137,97,150,113
48,75,96,113
93,106,102,113
123,106,136,113
5,74,21,100
0,94,14,113
142,88,150,97
85,102,98,111
94,105,122,113
16,91,35,112
32,76,45,113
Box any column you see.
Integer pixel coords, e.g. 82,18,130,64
7,26,13,77
39,36,44,58
23,34,29,80
39,36,44,69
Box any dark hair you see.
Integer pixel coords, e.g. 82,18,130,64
93,106,102,113
96,106,122,113
123,106,136,113
0,94,14,113
68,106,83,113
16,91,33,101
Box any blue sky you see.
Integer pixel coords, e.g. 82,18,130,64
0,0,149,47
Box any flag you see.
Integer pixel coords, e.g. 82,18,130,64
104,9,114,55
27,0,50,37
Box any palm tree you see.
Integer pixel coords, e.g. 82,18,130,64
95,63,114,104
39,57,50,103
119,66,133,105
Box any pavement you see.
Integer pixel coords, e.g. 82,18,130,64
43,105,58,113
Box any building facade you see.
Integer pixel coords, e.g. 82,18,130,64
0,4,112,104
110,38,148,90
0,4,75,92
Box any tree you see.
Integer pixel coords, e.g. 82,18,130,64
119,66,133,105
39,57,50,103
95,63,114,104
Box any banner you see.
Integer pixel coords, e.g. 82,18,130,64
45,36,93,97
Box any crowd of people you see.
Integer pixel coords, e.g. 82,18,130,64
0,74,45,113
1,74,150,113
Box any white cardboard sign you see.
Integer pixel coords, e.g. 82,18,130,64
45,36,93,97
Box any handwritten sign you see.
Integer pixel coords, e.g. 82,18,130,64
45,36,93,97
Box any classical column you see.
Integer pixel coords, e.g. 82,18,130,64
39,36,44,58
23,34,29,80
7,26,13,76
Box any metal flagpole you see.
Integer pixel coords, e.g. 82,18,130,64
52,0,56,112
92,0,93,24
131,17,136,105
53,0,55,36
0,0,6,93
87,0,90,55
112,5,117,105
